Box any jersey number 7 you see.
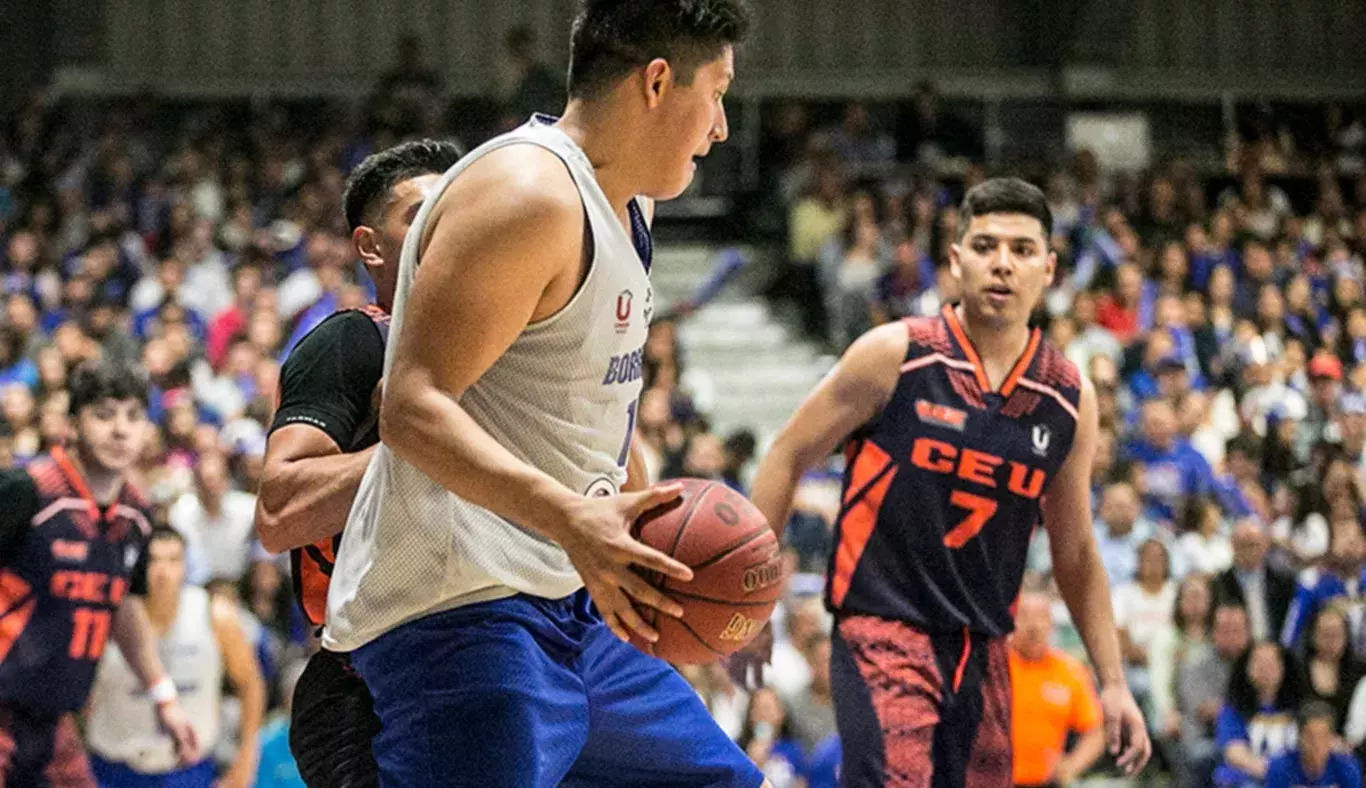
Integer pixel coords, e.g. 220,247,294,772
943,490,998,548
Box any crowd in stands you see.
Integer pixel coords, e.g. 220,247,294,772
4,50,1366,786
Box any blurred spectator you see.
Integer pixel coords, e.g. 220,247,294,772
826,102,895,181
780,162,845,341
786,633,837,753
1175,604,1253,786
1215,641,1303,787
894,81,983,168
169,451,258,586
721,428,757,494
1264,701,1361,788
1008,592,1105,788
1282,516,1366,657
736,688,806,788
1177,499,1233,577
1094,481,1158,585
1214,520,1298,643
1126,398,1215,526
373,33,443,134
256,660,307,788
1149,574,1214,779
1298,607,1362,731
498,26,564,128
1114,539,1177,711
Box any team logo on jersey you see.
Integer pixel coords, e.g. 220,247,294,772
915,400,967,432
615,290,633,333
1032,425,1051,457
585,477,619,498
125,544,140,570
51,539,89,563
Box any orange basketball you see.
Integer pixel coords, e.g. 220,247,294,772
630,479,784,664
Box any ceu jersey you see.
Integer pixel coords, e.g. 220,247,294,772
86,586,223,773
829,305,1081,637
324,115,654,652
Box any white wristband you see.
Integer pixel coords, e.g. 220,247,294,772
148,676,177,705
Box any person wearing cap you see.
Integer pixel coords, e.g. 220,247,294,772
1299,352,1345,460
1126,398,1216,526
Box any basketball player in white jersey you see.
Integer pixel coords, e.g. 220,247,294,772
323,1,767,786
85,527,266,788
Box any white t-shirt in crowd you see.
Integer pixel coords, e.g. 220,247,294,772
1112,581,1177,652
168,489,259,585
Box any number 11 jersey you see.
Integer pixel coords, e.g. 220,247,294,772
827,305,1082,637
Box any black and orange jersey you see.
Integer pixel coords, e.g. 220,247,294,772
0,447,151,714
269,305,389,629
828,305,1082,637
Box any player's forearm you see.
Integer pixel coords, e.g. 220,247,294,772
623,433,648,492
1051,539,1127,688
381,380,578,540
750,441,807,540
111,598,170,689
255,446,377,553
232,669,265,772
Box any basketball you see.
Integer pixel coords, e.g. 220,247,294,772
630,479,784,664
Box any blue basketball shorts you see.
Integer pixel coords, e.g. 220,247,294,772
350,589,764,788
88,754,216,788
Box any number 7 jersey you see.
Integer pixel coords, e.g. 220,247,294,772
828,305,1082,636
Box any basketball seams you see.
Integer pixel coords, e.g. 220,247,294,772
675,528,774,575
664,588,782,607
668,480,717,558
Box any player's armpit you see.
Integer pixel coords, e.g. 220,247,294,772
751,322,907,539
255,424,373,553
380,145,593,539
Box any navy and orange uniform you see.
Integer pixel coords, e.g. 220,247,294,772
0,446,152,786
828,304,1082,788
267,305,387,788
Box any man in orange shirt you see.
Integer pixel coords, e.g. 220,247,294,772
1010,591,1107,788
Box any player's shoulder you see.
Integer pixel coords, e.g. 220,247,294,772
1030,336,1083,395
901,313,954,359
434,143,582,220
19,455,63,499
839,321,916,388
285,310,385,366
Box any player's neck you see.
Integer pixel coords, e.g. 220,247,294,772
147,592,180,630
557,100,643,214
67,445,124,505
953,304,1032,375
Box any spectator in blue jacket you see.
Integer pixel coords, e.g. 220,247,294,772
1282,516,1366,657
1265,701,1362,788
1127,398,1216,525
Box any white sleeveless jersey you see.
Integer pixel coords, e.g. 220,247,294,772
86,586,223,773
323,117,653,652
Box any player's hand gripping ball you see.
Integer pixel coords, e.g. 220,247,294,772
630,479,785,663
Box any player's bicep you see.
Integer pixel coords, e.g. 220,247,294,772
394,150,583,400
771,323,905,467
1042,375,1099,545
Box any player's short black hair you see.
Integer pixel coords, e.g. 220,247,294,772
957,177,1053,241
67,359,149,416
342,139,465,233
148,525,186,549
568,0,751,100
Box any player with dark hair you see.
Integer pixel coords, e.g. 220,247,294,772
752,177,1150,787
85,525,266,788
322,1,765,786
254,138,463,787
0,360,198,785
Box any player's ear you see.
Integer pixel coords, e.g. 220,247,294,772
1045,249,1057,287
948,242,962,279
353,226,382,266
643,58,672,108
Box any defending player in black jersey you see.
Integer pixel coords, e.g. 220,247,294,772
254,139,463,787
0,360,199,786
752,178,1149,787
